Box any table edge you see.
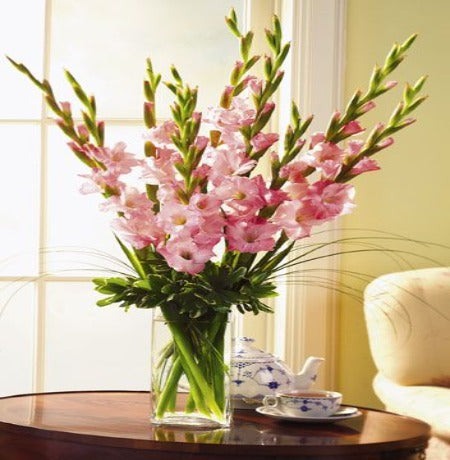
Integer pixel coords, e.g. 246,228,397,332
0,390,431,456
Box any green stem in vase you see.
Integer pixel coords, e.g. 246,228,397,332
211,319,227,412
155,357,183,418
154,307,229,420
160,305,223,418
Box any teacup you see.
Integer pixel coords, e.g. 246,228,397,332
262,390,342,418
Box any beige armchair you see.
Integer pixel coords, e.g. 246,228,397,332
364,267,450,459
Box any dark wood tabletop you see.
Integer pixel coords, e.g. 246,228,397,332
0,391,430,459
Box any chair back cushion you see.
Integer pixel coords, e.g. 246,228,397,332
364,267,450,386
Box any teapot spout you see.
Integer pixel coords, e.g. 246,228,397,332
292,356,324,391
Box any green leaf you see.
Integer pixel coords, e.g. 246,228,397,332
114,235,146,279
133,279,151,290
97,295,122,307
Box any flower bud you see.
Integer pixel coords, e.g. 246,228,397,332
60,101,71,115
144,102,156,128
230,60,244,85
400,117,416,126
270,151,280,164
295,138,306,149
384,80,398,90
220,85,234,108
342,120,365,135
262,101,275,115
192,111,202,123
361,100,376,113
377,137,394,150
77,123,89,140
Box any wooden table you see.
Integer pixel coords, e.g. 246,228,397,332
0,391,429,459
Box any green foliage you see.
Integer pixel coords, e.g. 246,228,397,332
92,259,277,318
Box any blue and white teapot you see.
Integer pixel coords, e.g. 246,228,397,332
231,337,324,408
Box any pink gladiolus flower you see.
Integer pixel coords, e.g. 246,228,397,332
192,214,225,247
342,120,365,135
271,200,315,240
79,169,124,195
303,142,345,180
243,75,263,95
204,95,255,132
158,237,214,275
190,193,223,215
100,187,153,216
111,214,164,249
226,217,278,253
213,176,265,217
156,182,184,204
280,160,309,183
350,157,380,176
254,175,289,206
85,142,141,176
141,147,181,185
157,201,201,235
250,132,279,151
186,195,226,246
206,145,256,185
192,164,211,181
304,180,355,221
310,132,325,148
284,182,309,200
347,140,364,157
145,120,178,147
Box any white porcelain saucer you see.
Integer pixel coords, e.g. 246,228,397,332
255,405,362,423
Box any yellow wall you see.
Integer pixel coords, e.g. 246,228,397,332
338,0,450,408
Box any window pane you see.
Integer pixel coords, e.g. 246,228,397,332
0,282,36,396
45,126,123,273
0,0,45,119
44,281,151,391
0,125,40,276
50,0,244,118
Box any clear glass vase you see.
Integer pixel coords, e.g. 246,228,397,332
150,306,233,428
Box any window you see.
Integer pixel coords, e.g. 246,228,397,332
0,0,247,396
0,0,345,397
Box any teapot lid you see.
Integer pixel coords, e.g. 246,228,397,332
232,337,274,361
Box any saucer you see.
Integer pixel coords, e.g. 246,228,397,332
255,405,362,423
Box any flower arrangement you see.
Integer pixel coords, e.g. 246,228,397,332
9,9,426,427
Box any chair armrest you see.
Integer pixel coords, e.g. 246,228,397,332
373,373,450,441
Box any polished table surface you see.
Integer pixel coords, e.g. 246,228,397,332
0,391,430,459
